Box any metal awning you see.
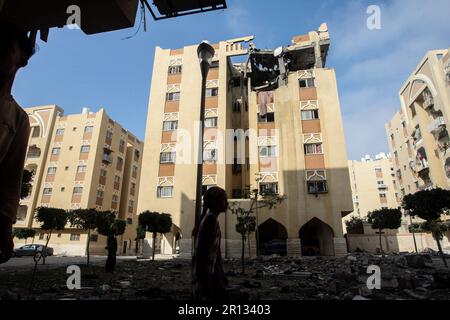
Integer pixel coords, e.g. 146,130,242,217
145,0,227,20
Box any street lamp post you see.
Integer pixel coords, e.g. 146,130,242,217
193,41,215,234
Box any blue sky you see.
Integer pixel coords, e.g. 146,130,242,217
12,0,449,160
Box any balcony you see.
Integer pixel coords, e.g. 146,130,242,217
423,90,434,110
102,153,113,164
377,184,387,190
429,116,446,134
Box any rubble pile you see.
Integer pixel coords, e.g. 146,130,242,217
0,253,449,300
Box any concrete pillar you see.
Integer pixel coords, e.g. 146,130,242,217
287,238,301,257
333,237,347,256
179,237,193,259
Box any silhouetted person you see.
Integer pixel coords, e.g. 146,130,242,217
0,22,34,264
192,187,229,300
105,234,117,272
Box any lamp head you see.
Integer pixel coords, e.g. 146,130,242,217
197,40,215,66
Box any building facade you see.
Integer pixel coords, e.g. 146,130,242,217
386,49,450,195
16,106,143,256
344,153,400,232
138,24,353,258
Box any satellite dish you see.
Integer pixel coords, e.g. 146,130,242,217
274,46,283,57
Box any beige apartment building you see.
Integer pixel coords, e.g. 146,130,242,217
386,48,450,195
344,153,400,232
15,106,143,256
138,24,353,258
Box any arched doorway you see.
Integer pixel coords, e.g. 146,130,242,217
258,218,287,256
299,218,335,256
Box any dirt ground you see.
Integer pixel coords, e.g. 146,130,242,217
1,253,450,300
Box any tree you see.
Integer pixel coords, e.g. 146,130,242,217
367,208,402,256
34,207,68,264
138,211,173,261
229,186,286,274
30,207,67,291
13,228,36,244
20,169,34,199
135,224,146,255
403,188,450,267
345,216,365,235
68,208,99,265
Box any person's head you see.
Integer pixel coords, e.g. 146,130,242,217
203,186,228,215
0,21,35,77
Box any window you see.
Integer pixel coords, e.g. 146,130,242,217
52,147,61,155
299,78,315,88
106,130,113,139
259,146,277,157
112,195,118,203
96,190,104,198
233,101,241,113
160,152,176,163
379,193,387,199
77,165,87,173
114,175,121,183
205,117,218,128
377,180,385,186
61,187,65,192
70,234,80,241
43,188,52,195
72,127,77,132
166,92,180,101
100,169,107,177
56,128,65,136
131,182,136,193
73,187,83,195
307,181,328,194
132,165,138,177
90,234,98,242
117,157,124,170
157,186,173,198
163,120,178,131
127,218,133,225
47,167,57,174
128,200,134,208
57,233,62,238
31,127,40,138
258,113,275,123
84,126,93,133
260,182,279,195
210,61,219,68
301,109,319,120
80,145,90,153
206,88,219,97
203,149,217,162
304,143,323,155
168,65,182,74
134,149,140,161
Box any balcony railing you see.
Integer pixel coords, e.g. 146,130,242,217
102,154,113,164
429,116,446,134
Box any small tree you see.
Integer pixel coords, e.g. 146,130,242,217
34,207,67,264
138,211,173,261
135,224,146,255
68,208,99,265
230,186,286,274
367,208,402,256
403,188,450,267
345,216,365,235
21,169,34,199
13,228,36,244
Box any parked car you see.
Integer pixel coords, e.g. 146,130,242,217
13,244,54,257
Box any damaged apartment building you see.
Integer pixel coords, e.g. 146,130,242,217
138,23,353,258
